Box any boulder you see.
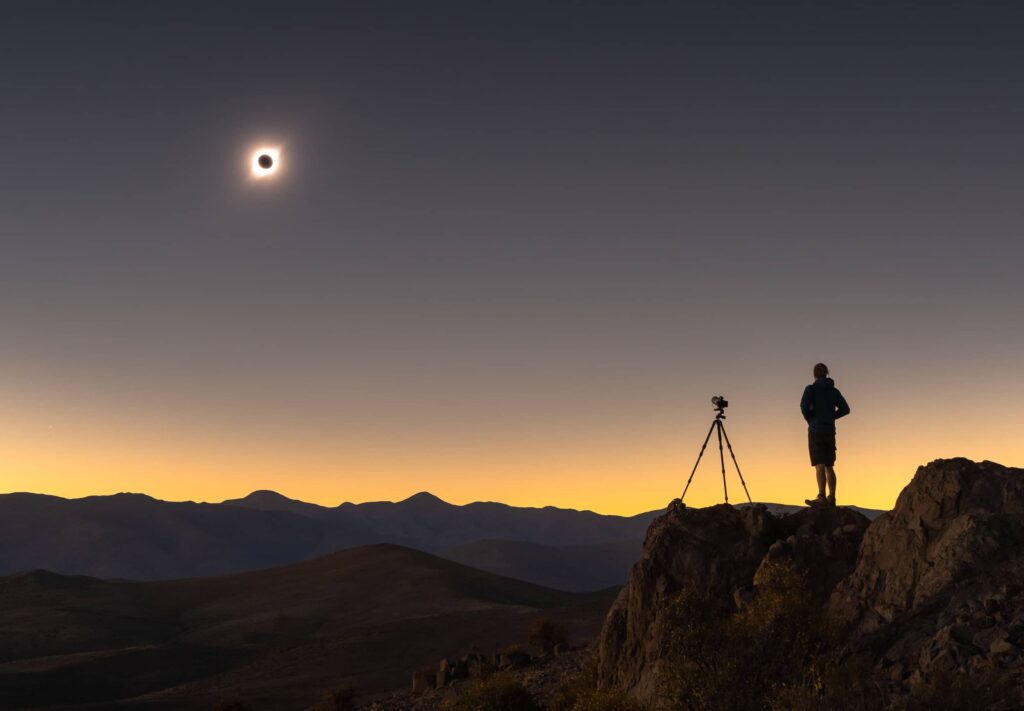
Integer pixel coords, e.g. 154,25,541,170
831,458,1024,633
498,648,532,670
830,459,1024,687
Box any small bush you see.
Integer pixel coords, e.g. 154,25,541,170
450,673,541,711
657,560,834,710
547,654,602,711
567,688,643,711
767,657,886,711
547,684,578,711
469,655,498,680
529,619,569,655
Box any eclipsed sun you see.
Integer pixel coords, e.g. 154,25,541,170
251,147,280,178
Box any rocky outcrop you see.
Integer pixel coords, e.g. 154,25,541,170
597,458,1024,706
831,458,1024,685
597,499,870,702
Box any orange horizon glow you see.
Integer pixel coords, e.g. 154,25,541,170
3,368,1019,516
4,339,1020,517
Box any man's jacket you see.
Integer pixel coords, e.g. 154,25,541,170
800,377,851,433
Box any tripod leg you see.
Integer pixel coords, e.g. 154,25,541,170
719,422,753,505
681,420,717,502
716,420,728,503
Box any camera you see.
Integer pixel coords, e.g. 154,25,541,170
711,395,728,410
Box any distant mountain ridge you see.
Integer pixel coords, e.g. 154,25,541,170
0,489,884,590
0,489,662,588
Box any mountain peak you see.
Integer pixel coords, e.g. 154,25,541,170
401,491,449,506
221,490,326,515
237,490,292,502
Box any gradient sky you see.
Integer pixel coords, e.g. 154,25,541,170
1,1,1022,514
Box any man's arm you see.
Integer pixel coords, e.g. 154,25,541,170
834,389,851,420
800,386,814,423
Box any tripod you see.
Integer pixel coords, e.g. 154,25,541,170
680,404,752,505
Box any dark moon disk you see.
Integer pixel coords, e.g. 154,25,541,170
258,154,274,169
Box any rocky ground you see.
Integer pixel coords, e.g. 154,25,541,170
359,646,594,710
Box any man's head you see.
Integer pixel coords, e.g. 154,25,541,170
813,363,829,379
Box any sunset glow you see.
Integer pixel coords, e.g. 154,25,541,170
2,359,1019,514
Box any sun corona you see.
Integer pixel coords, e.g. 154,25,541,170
250,147,280,178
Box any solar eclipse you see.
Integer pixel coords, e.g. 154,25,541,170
251,147,280,178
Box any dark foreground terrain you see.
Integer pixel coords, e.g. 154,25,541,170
6,458,993,711
0,544,616,710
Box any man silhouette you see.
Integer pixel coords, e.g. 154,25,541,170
801,363,850,506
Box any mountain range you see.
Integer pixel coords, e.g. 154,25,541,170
0,490,663,591
0,490,883,591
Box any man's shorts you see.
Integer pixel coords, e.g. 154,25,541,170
808,430,837,466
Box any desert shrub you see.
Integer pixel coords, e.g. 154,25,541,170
469,655,499,680
312,685,356,711
908,668,1020,711
564,688,644,711
546,653,602,711
529,619,569,654
767,657,886,711
450,673,542,711
657,560,834,710
547,684,578,711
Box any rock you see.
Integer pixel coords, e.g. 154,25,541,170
598,458,1024,707
411,668,434,693
991,639,1016,655
934,624,973,647
831,459,1024,634
498,648,531,669
596,500,869,703
829,458,1024,686
926,648,958,673
973,626,1009,651
733,585,756,611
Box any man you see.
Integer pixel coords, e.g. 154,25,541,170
801,363,850,506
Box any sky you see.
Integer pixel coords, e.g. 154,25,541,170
1,1,1022,515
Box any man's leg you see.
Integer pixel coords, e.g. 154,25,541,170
815,465,827,498
826,466,836,499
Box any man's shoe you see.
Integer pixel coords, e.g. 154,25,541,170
826,494,836,506
804,495,827,507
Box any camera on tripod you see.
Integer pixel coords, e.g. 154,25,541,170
681,395,751,505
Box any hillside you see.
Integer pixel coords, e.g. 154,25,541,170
442,539,643,592
0,544,615,710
